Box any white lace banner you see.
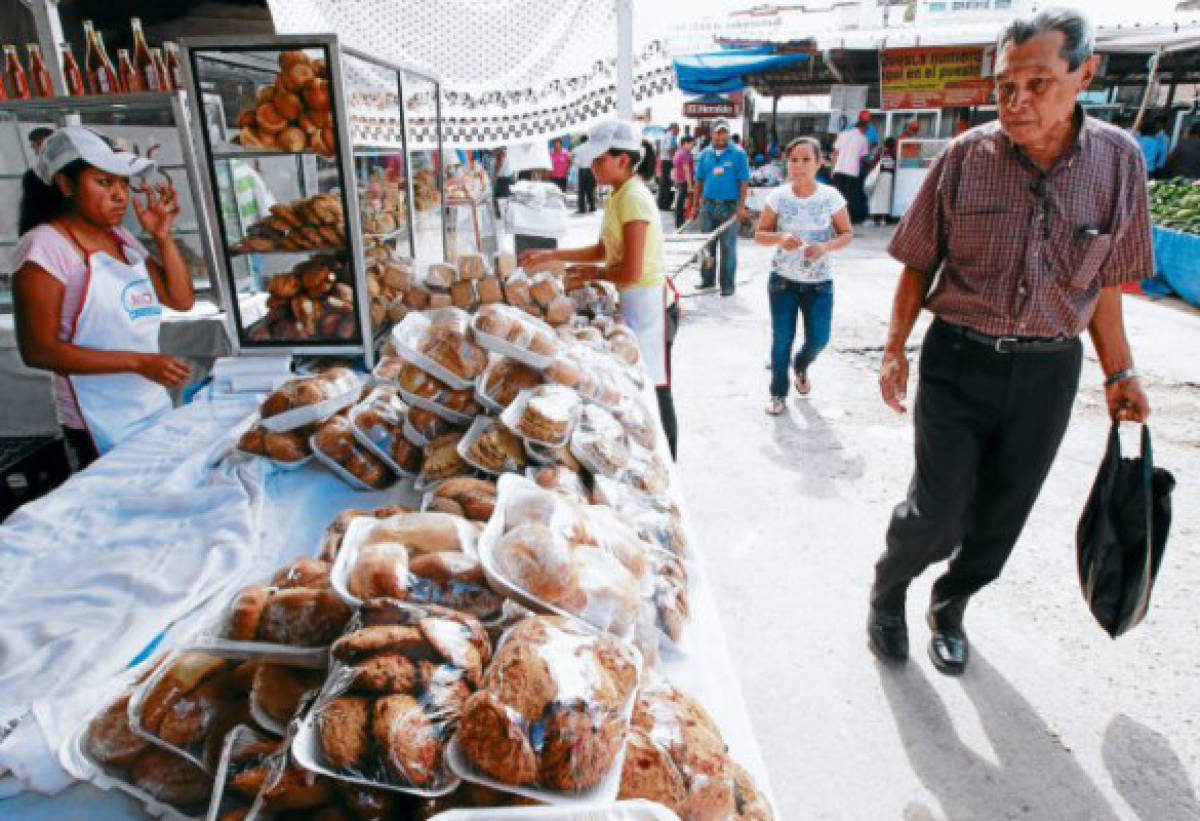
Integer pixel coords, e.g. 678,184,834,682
268,0,676,148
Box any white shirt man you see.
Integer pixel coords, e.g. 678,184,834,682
832,125,870,177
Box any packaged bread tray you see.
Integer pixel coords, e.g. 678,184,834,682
127,650,288,773
474,355,544,414
234,416,313,470
470,304,562,370
475,475,650,640
623,445,672,499
347,387,423,477
63,660,212,820
317,504,415,562
310,415,398,490
457,416,528,476
209,719,424,820
591,476,688,561
613,396,658,451
329,511,501,622
526,464,590,502
257,368,362,433
421,476,498,524
568,403,631,479
426,800,682,821
389,309,488,390
446,614,642,805
190,557,352,666
417,430,477,491
616,677,746,821
499,385,582,449
404,405,461,449
379,356,482,424
291,599,493,797
543,348,624,411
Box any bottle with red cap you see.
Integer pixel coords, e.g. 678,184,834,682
117,48,139,93
61,43,85,96
130,17,159,92
4,45,30,100
83,20,118,95
28,44,54,98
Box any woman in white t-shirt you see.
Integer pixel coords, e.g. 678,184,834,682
754,137,853,415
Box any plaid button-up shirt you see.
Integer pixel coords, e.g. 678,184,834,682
889,108,1154,338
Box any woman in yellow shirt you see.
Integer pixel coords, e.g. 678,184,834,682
519,120,677,457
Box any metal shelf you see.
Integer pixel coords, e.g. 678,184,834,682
212,148,337,162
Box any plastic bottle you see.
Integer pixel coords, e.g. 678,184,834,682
4,45,30,99
163,42,183,90
130,17,159,92
83,21,117,95
61,43,85,96
117,48,139,93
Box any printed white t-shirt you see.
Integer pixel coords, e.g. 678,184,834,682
764,182,847,283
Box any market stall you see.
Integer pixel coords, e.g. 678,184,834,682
0,33,777,821
1148,177,1200,308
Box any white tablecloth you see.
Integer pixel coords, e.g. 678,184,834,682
0,386,775,817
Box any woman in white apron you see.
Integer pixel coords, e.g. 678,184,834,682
868,137,896,226
13,126,193,466
519,120,678,458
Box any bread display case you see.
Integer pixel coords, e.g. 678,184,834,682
181,35,445,365
0,92,221,314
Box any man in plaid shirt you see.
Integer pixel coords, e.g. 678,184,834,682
867,8,1154,675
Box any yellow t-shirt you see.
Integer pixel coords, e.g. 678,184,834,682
600,177,664,291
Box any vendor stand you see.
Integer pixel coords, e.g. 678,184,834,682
0,34,777,821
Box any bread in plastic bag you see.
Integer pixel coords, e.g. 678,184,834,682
453,614,641,799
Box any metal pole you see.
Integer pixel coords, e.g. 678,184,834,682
20,0,69,96
616,0,633,119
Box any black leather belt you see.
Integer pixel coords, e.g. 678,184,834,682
938,320,1075,354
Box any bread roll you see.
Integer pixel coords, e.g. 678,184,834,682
476,276,503,304
426,263,457,289
348,541,409,600
457,253,487,281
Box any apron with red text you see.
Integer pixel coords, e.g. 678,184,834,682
64,229,171,454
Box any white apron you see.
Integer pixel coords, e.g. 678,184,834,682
619,283,669,388
63,228,171,454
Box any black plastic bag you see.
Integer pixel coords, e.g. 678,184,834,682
1076,424,1175,638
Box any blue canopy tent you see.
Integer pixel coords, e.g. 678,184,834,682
673,46,811,95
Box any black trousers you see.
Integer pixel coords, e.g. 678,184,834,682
655,301,681,460
870,319,1082,615
577,168,597,212
657,159,675,209
832,172,867,224
673,180,689,228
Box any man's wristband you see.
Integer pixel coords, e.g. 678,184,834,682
1104,368,1139,387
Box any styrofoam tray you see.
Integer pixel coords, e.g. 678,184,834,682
389,311,477,390
126,649,233,773
290,689,461,799
471,323,557,371
427,800,681,821
456,415,524,476
499,388,579,449
397,385,476,425
258,385,360,432
309,434,398,491
348,402,420,479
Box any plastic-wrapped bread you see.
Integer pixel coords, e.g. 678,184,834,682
457,252,487,281
456,614,640,796
476,276,504,305
426,263,457,289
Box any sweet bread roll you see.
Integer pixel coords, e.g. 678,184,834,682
529,276,561,308
373,693,440,787
429,292,453,310
129,747,212,807
348,541,409,600
426,263,457,290
493,523,577,604
474,303,515,338
256,587,352,646
228,587,269,641
544,296,575,326
84,694,149,768
502,277,531,306
457,253,487,281
317,695,370,770
450,280,475,309
251,664,324,727
476,276,503,304
256,103,287,134
238,426,267,455
370,511,471,556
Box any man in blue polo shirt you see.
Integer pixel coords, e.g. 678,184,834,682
692,120,750,295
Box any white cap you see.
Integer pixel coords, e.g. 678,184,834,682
35,127,155,186
572,119,643,167
712,119,731,132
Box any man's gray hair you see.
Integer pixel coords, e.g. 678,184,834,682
998,7,1095,71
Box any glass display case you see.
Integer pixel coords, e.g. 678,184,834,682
401,70,447,265
0,92,220,314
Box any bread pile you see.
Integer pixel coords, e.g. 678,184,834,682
247,255,357,342
336,509,503,622
618,678,776,820
233,50,336,157
238,368,360,464
360,174,407,236
312,601,489,791
413,167,440,213
231,193,345,254
457,614,639,793
363,238,413,336
224,557,353,647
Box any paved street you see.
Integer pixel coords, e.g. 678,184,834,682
567,210,1200,820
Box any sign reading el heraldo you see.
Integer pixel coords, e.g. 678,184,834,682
880,46,994,109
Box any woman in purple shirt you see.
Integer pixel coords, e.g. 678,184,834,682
671,135,695,228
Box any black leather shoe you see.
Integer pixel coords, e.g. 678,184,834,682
926,608,969,676
867,608,909,662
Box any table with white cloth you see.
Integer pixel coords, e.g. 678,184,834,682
0,384,776,817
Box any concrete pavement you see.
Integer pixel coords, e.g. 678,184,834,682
662,221,1200,821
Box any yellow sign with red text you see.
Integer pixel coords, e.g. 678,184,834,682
881,46,994,110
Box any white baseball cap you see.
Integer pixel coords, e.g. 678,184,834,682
35,126,155,186
572,120,644,166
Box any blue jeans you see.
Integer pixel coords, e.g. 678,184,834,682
768,274,833,398
699,198,738,292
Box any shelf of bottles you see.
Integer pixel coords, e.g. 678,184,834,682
1,17,185,102
180,34,385,364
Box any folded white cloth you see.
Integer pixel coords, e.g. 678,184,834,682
0,397,265,794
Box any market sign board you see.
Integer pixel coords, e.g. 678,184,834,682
683,96,739,119
880,46,994,110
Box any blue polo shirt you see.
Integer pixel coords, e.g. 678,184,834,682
696,143,750,202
